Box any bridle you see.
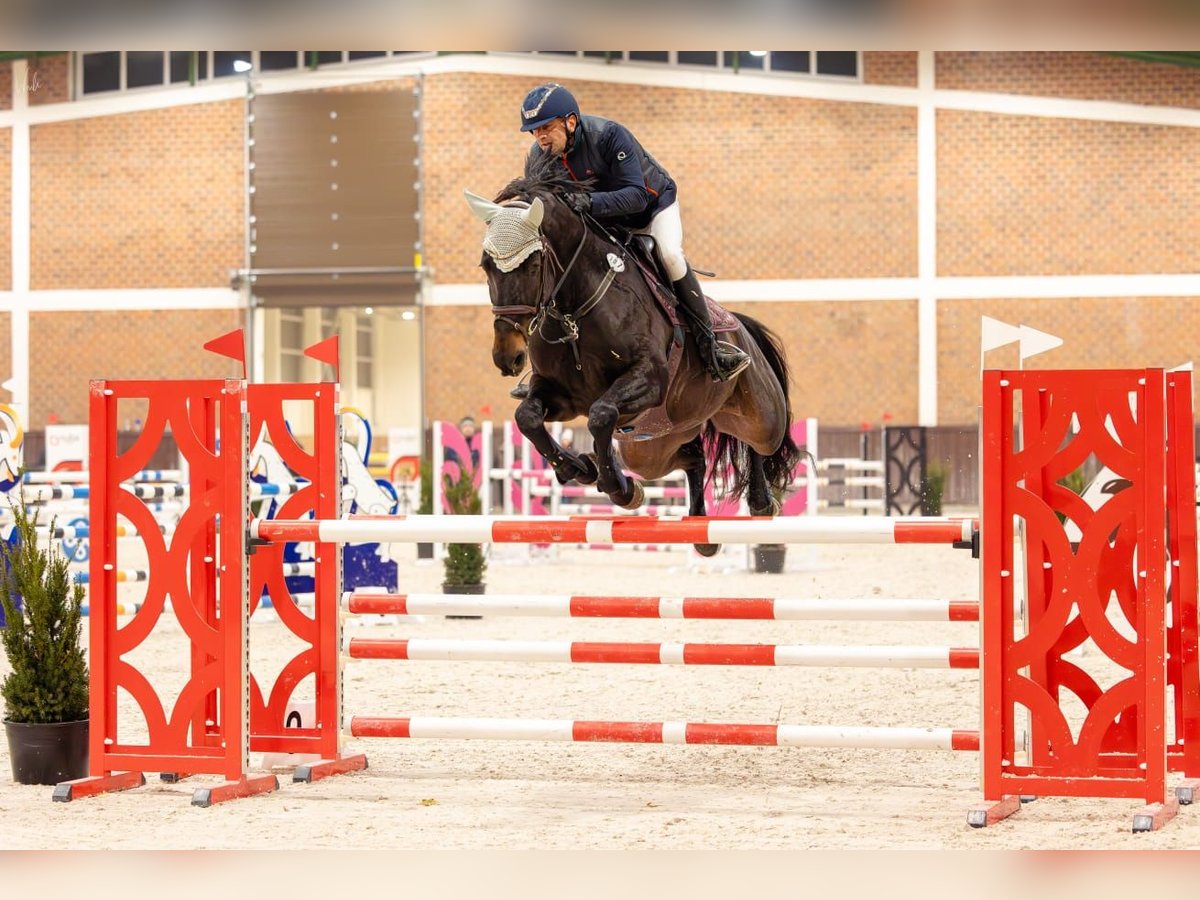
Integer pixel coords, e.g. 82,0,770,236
488,197,624,370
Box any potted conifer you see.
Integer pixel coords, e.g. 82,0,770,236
442,471,486,614
416,461,434,560
1,496,90,785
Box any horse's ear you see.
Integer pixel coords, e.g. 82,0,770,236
464,189,503,223
524,197,544,230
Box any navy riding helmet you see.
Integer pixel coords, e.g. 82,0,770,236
519,83,580,132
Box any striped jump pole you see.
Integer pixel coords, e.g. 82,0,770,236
35,523,174,540
25,482,302,503
252,514,977,547
346,637,980,668
21,468,187,484
71,560,316,584
346,592,980,621
348,716,982,751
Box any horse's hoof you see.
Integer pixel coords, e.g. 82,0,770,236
616,480,645,510
750,497,782,517
555,452,599,486
694,543,720,558
577,453,599,485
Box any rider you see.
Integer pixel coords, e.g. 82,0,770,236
510,81,751,400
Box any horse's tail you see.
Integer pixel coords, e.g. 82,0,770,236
704,313,803,504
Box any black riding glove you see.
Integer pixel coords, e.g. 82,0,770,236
564,192,592,214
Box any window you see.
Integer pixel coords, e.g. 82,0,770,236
82,52,120,94
307,51,344,66
770,51,811,73
126,52,165,88
260,51,301,71
348,51,387,61
629,51,669,63
724,51,766,71
279,310,305,382
213,51,252,77
356,316,374,387
816,51,858,77
169,51,207,83
677,51,718,66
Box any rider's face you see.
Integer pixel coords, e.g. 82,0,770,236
531,116,572,155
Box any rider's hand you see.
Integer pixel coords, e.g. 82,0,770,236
564,192,592,214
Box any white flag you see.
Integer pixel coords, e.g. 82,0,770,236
1018,325,1064,362
980,316,1022,352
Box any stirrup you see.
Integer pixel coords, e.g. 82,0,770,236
509,381,530,400
710,341,751,382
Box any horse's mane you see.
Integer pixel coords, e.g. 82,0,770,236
495,152,593,203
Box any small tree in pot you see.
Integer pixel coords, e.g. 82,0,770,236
442,470,486,600
1,496,90,785
416,460,434,560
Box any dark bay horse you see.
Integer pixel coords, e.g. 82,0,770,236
465,167,801,554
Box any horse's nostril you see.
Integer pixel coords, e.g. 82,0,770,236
514,352,527,371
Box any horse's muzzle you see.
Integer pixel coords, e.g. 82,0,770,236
493,349,526,377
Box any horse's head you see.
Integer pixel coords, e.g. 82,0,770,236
466,187,577,377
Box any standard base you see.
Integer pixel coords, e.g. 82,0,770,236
191,774,280,808
966,794,1023,828
1132,799,1180,833
1175,778,1200,805
53,771,146,802
293,753,369,784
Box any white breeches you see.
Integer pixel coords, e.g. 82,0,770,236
636,201,688,283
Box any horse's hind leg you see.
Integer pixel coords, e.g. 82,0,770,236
679,438,719,558
746,451,780,517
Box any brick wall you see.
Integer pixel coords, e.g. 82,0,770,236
938,109,1200,276
423,71,918,284
938,297,1200,423
0,62,11,111
30,100,244,288
0,313,9,401
27,54,70,106
938,52,1200,108
424,305,521,426
30,309,245,425
863,52,918,86
0,126,9,290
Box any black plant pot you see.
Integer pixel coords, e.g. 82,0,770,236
417,543,434,560
4,718,89,785
442,580,484,618
752,544,788,574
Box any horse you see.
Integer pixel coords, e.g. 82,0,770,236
464,164,801,555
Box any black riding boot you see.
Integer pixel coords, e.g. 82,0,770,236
672,267,751,382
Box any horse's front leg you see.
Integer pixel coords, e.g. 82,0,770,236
587,367,663,509
513,391,598,486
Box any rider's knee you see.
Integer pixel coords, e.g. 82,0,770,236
657,247,688,282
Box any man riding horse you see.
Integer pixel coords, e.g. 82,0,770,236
510,81,750,400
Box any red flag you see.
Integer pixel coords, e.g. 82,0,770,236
304,335,340,382
203,329,246,380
